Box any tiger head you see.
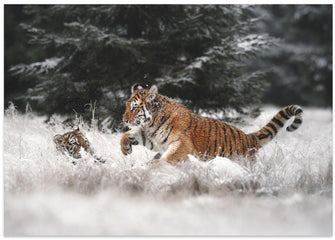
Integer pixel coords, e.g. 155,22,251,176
123,83,161,127
54,126,93,159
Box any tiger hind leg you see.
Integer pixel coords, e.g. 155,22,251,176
155,138,194,164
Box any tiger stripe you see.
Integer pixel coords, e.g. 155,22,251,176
184,112,193,134
205,118,212,156
241,130,248,156
234,128,242,155
218,123,223,156
267,122,278,134
213,121,218,155
162,125,174,143
209,119,215,157
279,110,289,120
193,119,198,133
239,130,246,155
221,124,228,157
246,134,252,155
141,130,146,146
272,117,284,127
227,125,235,156
151,115,169,137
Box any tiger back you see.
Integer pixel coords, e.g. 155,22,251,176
120,84,303,164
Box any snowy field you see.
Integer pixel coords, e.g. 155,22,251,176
4,105,332,236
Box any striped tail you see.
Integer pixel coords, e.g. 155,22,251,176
250,105,303,148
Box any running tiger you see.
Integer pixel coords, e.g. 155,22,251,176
120,84,303,164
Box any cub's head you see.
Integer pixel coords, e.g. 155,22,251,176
123,83,160,127
54,126,92,158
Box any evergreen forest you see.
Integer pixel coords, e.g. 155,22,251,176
5,5,332,130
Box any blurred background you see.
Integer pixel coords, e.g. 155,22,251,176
4,5,332,130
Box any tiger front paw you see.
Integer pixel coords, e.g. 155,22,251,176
120,133,139,155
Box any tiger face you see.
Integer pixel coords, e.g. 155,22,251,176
123,84,158,127
54,127,93,159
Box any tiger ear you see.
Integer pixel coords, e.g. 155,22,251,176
53,134,63,144
131,83,144,94
147,85,158,102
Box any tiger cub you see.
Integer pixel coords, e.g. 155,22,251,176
120,84,303,164
54,126,105,163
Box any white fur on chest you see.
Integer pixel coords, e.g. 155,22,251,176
128,126,169,154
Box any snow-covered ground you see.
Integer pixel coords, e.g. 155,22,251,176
4,105,332,236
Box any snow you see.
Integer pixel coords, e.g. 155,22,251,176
9,57,63,76
237,34,272,52
4,105,332,236
186,56,210,70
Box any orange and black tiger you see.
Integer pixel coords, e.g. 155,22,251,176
120,84,303,164
54,126,105,163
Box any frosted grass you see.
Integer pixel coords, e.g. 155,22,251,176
4,105,332,236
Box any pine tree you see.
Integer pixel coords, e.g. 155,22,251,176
254,5,332,107
9,5,274,129
155,6,273,119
